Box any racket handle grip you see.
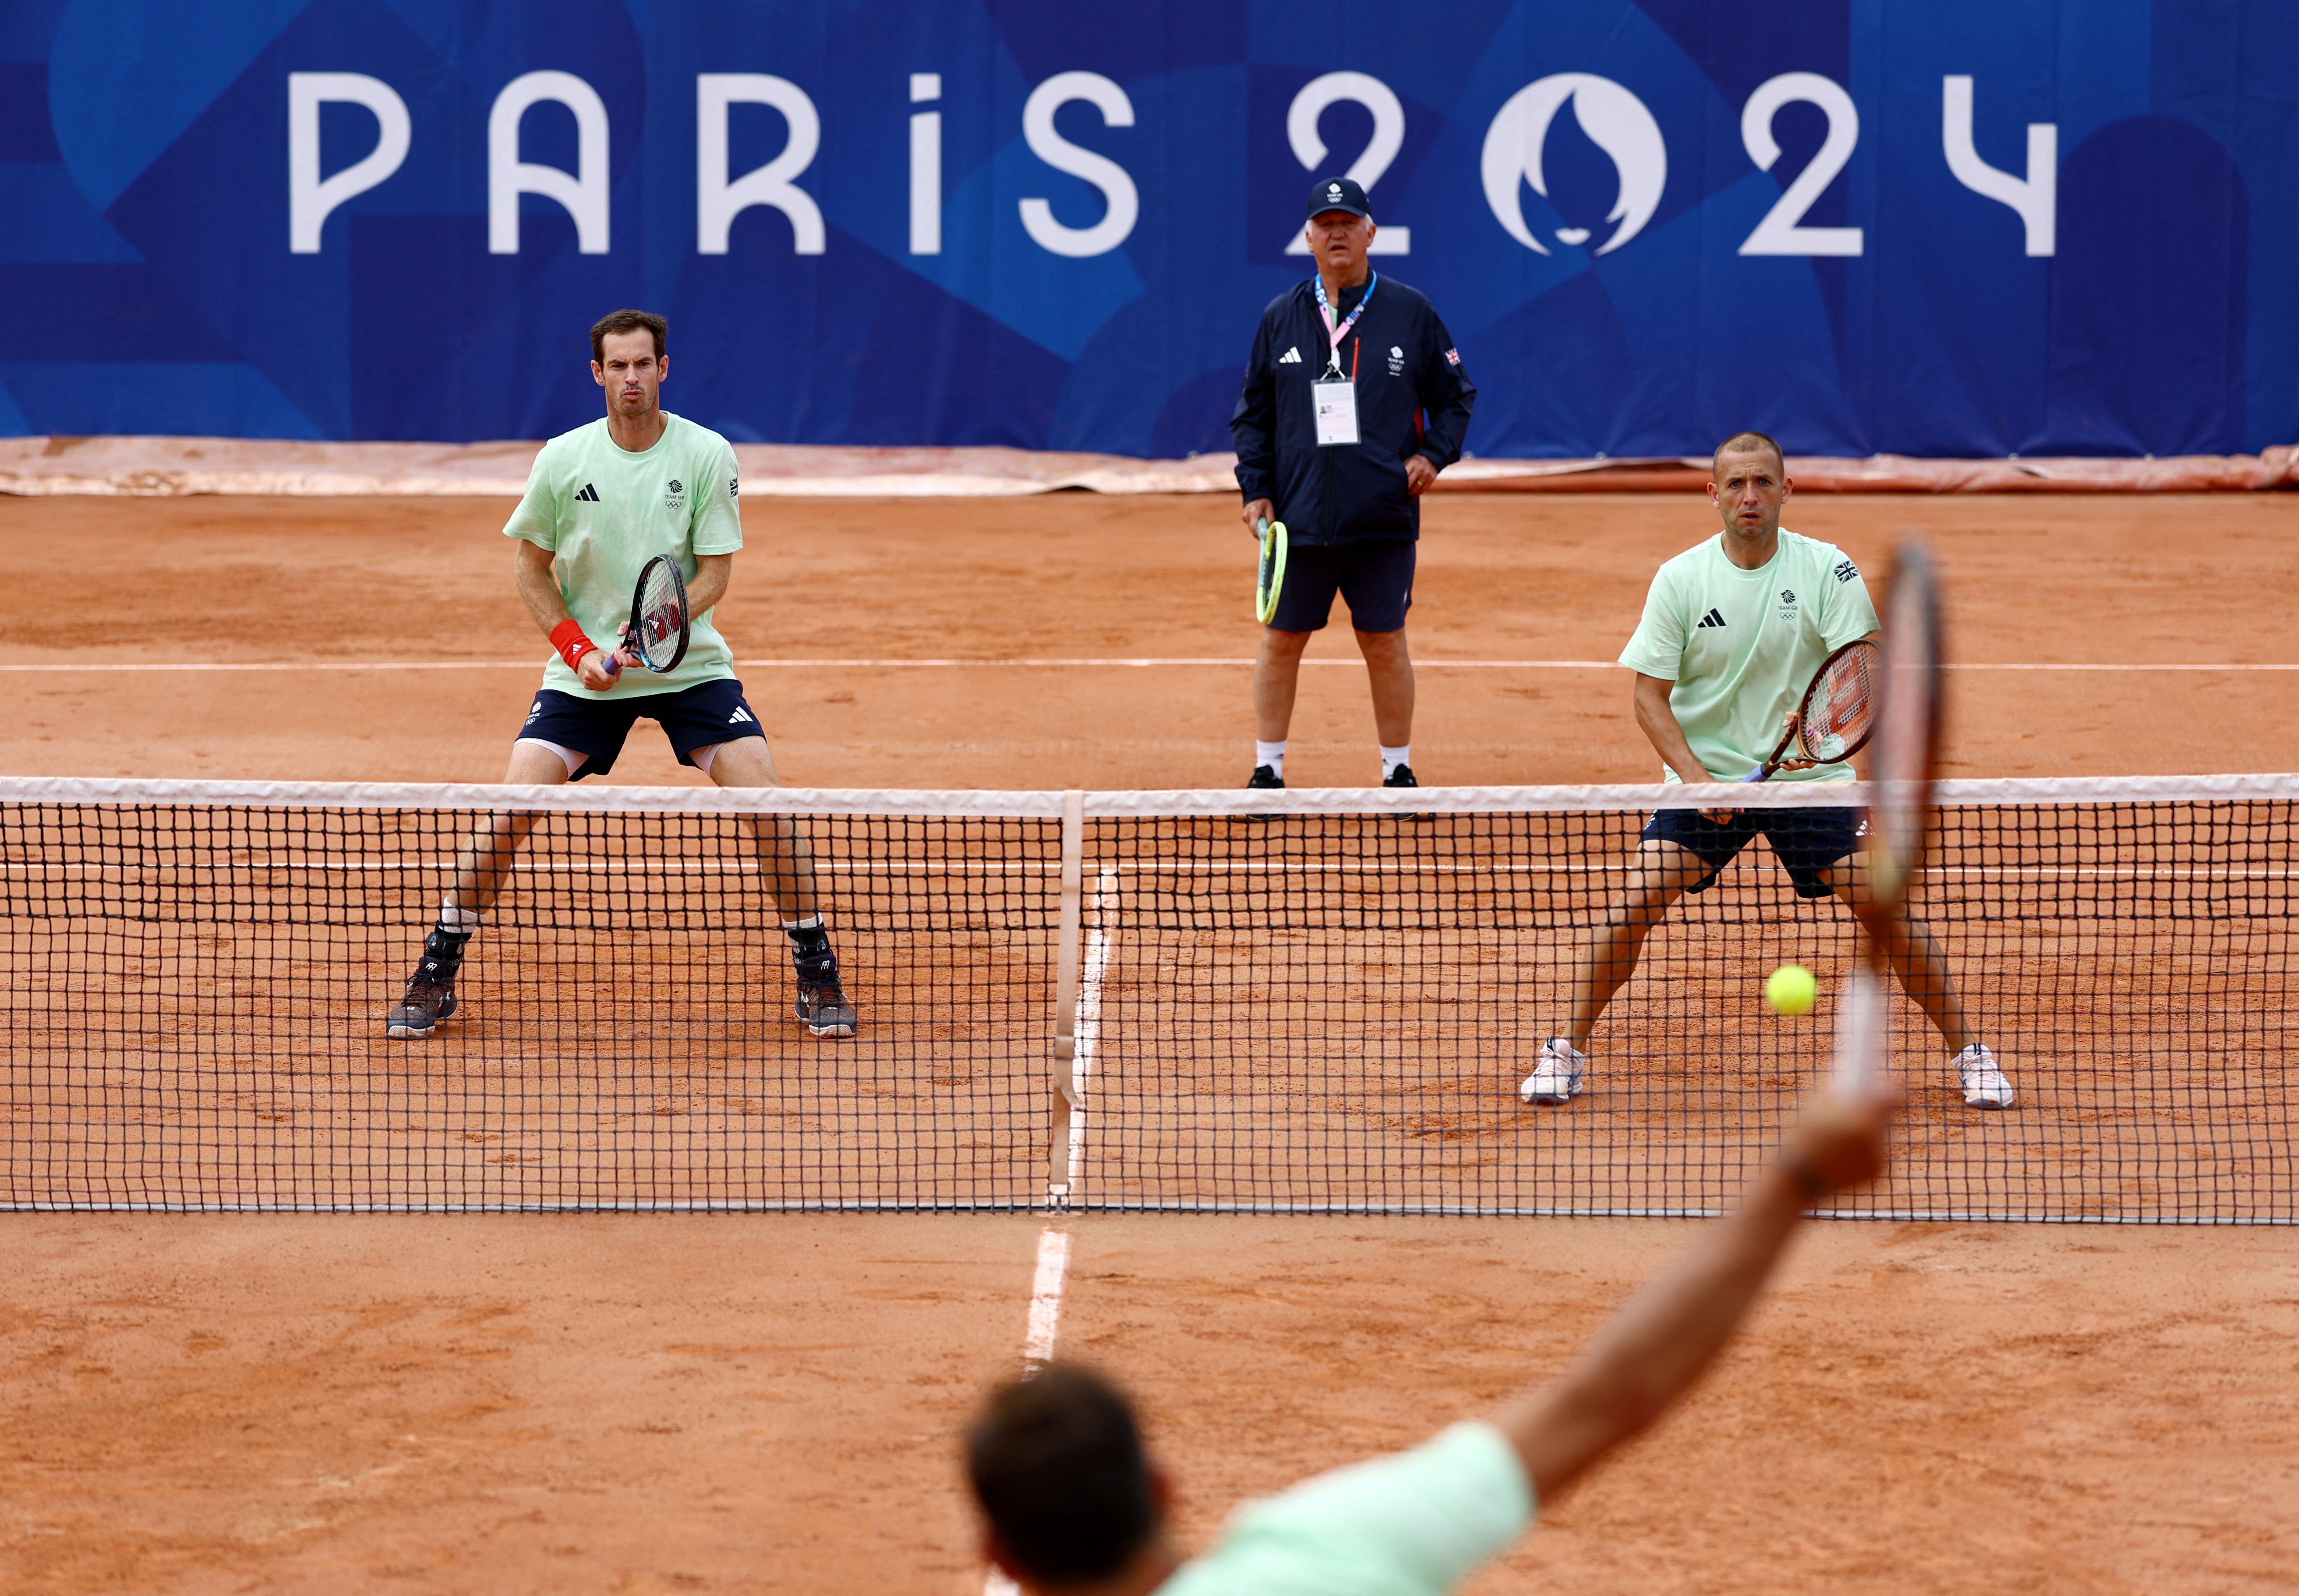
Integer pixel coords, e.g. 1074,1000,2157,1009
1739,765,1768,783
600,653,621,677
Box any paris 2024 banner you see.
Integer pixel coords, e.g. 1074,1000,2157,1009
0,0,2285,458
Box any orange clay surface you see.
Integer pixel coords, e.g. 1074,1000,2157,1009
2,490,2297,1594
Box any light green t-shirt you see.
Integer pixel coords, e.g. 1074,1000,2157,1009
1617,529,1879,784
1158,1422,1535,1596
503,412,744,699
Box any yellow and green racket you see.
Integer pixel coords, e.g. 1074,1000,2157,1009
1255,516,1288,625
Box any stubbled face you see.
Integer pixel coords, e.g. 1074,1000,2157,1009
593,330,665,419
1302,209,1376,283
1708,447,1789,542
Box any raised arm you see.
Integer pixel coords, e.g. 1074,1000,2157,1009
1491,1078,1900,1506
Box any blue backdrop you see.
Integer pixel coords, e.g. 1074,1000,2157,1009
0,0,2285,457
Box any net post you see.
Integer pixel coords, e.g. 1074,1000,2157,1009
1046,790,1085,1207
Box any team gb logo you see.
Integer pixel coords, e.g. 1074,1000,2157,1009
1481,74,1666,256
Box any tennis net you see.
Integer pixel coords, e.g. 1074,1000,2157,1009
4,774,2290,1220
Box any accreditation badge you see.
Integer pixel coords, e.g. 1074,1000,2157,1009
1312,379,1360,447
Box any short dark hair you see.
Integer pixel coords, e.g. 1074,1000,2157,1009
590,309,667,363
966,1364,1156,1585
1712,429,1786,479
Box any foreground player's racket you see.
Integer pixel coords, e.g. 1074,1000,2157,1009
1743,637,1881,782
601,554,691,676
1255,516,1288,625
1834,542,1943,1092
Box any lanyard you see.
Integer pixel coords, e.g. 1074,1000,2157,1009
1311,271,1377,376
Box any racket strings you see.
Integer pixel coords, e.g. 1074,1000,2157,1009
1799,648,1879,760
635,564,685,664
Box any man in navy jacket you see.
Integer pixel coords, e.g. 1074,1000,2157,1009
1231,175,1477,792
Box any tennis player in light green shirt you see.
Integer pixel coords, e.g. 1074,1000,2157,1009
1517,431,2009,1111
383,310,857,1044
965,1073,1903,1595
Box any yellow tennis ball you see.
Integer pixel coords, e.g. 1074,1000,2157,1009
1765,963,1818,1017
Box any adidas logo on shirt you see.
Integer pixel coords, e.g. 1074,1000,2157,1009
575,483,600,502
1696,608,1727,628
1278,347,1302,364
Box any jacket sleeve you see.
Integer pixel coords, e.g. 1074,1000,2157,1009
1230,304,1280,503
1411,308,1476,472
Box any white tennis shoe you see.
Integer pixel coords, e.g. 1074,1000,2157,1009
1518,1037,1586,1105
1955,1044,2015,1109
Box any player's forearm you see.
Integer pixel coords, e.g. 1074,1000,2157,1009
514,542,573,636
685,554,732,616
1632,679,1718,784
1498,1165,1808,1503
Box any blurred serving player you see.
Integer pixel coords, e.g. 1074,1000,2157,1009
1231,176,1476,791
965,1072,1904,1595
1516,432,2008,1110
384,309,857,1041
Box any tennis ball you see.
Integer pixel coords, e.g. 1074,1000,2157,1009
1765,963,1819,1017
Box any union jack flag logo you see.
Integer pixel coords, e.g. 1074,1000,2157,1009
1443,348,1460,366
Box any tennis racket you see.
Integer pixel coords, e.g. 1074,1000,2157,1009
600,554,691,677
1832,541,1943,1092
1742,637,1881,782
1255,516,1288,625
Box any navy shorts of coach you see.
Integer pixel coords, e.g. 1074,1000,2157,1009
517,679,766,778
1266,539,1416,633
1229,272,1476,581
1641,804,1867,900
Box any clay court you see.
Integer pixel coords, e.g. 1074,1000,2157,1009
4,488,2297,1593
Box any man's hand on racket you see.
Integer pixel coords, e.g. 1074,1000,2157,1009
1767,710,1819,774
1241,497,1275,536
576,640,633,691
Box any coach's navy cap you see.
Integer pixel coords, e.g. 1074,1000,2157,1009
1307,176,1371,220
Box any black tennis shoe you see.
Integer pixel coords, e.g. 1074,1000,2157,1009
386,929,467,1039
794,954,858,1038
1383,764,1419,788
385,963,460,1038
1246,765,1285,788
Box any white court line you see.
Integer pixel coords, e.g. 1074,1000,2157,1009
5,658,2296,674
983,870,1113,1596
1067,868,1118,1187
1021,1226,1072,1367
982,1224,1075,1596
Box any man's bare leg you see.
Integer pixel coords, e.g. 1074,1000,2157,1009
1253,626,1313,743
1822,852,1976,1052
1355,626,1414,748
695,736,855,1037
1522,840,1711,1101
696,736,819,917
1565,840,1711,1050
386,740,568,1038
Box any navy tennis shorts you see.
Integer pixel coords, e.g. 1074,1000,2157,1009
1641,803,1866,899
1267,538,1416,633
516,678,765,779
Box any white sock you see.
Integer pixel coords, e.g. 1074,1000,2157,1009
1380,745,1411,778
1255,741,1287,777
437,902,481,933
782,913,824,931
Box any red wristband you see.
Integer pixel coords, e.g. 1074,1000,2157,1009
549,619,596,672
